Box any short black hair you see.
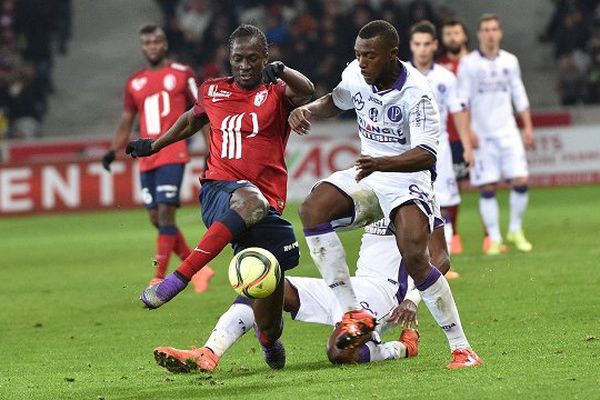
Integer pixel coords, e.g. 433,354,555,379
441,18,467,32
138,23,163,36
410,20,437,40
358,20,399,48
228,24,268,55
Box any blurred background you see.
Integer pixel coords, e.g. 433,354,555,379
0,0,599,215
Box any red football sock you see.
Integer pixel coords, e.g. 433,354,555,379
445,205,459,234
174,229,191,260
155,233,177,279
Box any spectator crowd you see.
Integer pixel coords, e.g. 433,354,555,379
155,0,453,99
543,0,600,105
0,0,71,139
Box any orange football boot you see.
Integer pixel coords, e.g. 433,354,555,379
447,348,482,369
482,236,508,254
449,234,463,255
399,328,419,357
334,309,376,350
153,346,220,373
191,266,215,293
445,270,461,280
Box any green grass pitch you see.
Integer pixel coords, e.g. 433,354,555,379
1,185,599,400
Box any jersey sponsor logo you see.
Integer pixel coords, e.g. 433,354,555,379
356,115,407,144
254,89,268,106
143,91,170,135
131,77,147,91
368,95,383,106
163,74,177,91
368,107,379,122
208,84,232,102
387,106,402,122
352,92,365,110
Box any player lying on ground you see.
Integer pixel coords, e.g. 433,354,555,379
153,218,422,372
288,20,481,368
125,24,314,370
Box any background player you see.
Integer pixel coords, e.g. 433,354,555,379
457,14,534,255
126,25,314,369
101,24,214,291
152,219,421,372
289,20,481,368
409,20,473,279
436,19,470,255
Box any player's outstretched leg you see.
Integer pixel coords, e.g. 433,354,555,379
141,185,267,309
253,272,287,369
506,179,532,252
154,296,254,373
171,227,216,293
394,204,481,369
299,183,376,350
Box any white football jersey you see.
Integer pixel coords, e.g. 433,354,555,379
355,218,401,282
332,59,440,159
457,49,530,138
419,63,464,142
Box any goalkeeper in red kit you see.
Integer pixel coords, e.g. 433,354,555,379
126,25,314,369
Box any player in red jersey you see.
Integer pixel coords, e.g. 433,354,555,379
436,19,470,257
126,24,314,369
102,24,214,291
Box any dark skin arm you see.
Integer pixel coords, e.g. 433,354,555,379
288,93,342,135
355,147,436,181
150,108,209,153
281,65,315,106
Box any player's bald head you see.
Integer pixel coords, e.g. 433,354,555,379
358,20,400,49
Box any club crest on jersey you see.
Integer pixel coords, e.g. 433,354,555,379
437,84,446,93
368,107,379,122
254,90,268,106
131,77,147,91
163,74,177,91
387,106,402,122
352,92,364,110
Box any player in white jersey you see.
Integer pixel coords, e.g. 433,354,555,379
457,14,534,255
152,219,421,372
409,21,472,268
289,20,481,368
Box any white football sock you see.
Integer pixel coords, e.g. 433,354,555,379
418,269,470,351
479,195,502,242
204,303,255,356
509,189,528,233
305,230,360,311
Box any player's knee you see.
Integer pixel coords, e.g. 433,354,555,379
402,247,430,276
231,189,269,225
282,279,300,315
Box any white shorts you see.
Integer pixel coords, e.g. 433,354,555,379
470,134,529,187
314,167,437,231
435,139,461,207
287,275,399,333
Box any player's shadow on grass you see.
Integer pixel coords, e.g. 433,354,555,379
221,359,331,378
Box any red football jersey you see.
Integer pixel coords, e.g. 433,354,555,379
193,77,294,212
436,55,461,142
124,62,197,172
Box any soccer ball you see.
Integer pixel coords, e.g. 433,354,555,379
228,247,281,299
